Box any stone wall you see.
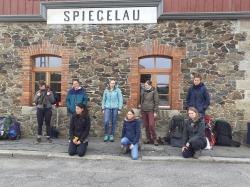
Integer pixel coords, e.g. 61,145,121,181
0,20,248,142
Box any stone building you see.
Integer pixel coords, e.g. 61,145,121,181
0,0,250,142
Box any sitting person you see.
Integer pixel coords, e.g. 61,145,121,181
120,109,141,160
68,103,90,157
182,107,207,159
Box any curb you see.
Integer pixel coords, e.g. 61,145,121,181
1,150,250,163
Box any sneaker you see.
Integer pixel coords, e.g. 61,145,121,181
153,139,159,146
36,137,41,143
109,135,114,142
120,145,128,154
193,150,201,159
103,135,109,142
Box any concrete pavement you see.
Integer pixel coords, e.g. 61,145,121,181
1,137,250,163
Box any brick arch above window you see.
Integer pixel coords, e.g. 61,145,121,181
127,40,186,110
19,41,72,106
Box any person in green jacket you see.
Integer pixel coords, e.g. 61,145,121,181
102,79,123,142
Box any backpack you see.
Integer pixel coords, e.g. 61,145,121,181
166,115,185,147
204,115,216,146
8,121,21,140
214,119,240,147
0,115,13,140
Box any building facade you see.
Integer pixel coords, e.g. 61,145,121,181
0,0,250,142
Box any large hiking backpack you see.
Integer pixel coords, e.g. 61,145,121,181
214,119,240,147
8,121,21,140
204,115,216,147
166,114,185,147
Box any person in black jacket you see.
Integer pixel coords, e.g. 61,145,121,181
186,73,210,118
68,103,90,157
120,109,141,160
182,107,207,159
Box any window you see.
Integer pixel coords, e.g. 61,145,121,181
139,57,172,109
32,56,62,105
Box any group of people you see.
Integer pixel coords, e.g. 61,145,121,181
33,72,210,160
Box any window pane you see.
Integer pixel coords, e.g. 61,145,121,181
33,56,62,68
35,72,46,81
156,75,169,106
50,73,61,82
139,58,154,69
156,57,171,68
50,83,61,93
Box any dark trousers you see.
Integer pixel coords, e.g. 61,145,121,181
37,108,52,137
68,141,88,157
142,111,157,141
182,138,207,158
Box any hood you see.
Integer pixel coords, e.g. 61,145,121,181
69,87,84,94
192,82,204,89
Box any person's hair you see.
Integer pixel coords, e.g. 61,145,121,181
127,109,135,115
76,103,89,117
38,80,46,87
193,73,202,80
145,80,152,85
72,79,79,83
188,107,200,121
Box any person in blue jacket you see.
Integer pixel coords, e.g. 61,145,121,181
120,109,141,160
186,73,210,118
66,79,88,117
102,79,123,142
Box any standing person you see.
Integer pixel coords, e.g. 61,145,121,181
34,80,55,143
102,79,123,142
182,107,207,159
141,80,159,146
186,73,210,118
120,109,141,160
68,103,90,157
66,79,88,117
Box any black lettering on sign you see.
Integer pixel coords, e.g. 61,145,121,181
64,11,70,21
107,10,112,21
123,10,129,21
82,11,85,21
133,9,140,21
73,11,79,21
89,10,94,21
97,10,104,21
115,10,120,21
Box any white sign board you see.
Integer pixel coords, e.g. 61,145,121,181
47,7,157,24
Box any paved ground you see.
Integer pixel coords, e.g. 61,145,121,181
1,158,250,187
1,137,250,163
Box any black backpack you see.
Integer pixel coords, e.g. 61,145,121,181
214,119,240,147
166,115,185,147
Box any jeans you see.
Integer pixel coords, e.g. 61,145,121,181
121,137,139,160
142,111,157,141
103,108,118,136
37,108,52,137
68,141,88,157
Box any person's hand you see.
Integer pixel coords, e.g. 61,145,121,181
37,92,41,96
154,112,157,118
47,91,51,96
118,110,121,115
182,146,187,152
186,142,190,147
102,110,104,114
129,144,134,150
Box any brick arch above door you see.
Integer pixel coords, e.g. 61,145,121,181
127,40,186,110
19,41,72,106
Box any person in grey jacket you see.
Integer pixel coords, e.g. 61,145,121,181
34,80,55,143
182,107,207,159
141,80,159,146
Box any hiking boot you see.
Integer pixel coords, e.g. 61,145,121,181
120,145,128,154
47,137,52,143
36,137,41,143
109,135,114,142
193,150,201,159
103,135,109,142
153,139,159,146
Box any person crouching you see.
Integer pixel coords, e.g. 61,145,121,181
120,109,141,160
68,103,90,157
